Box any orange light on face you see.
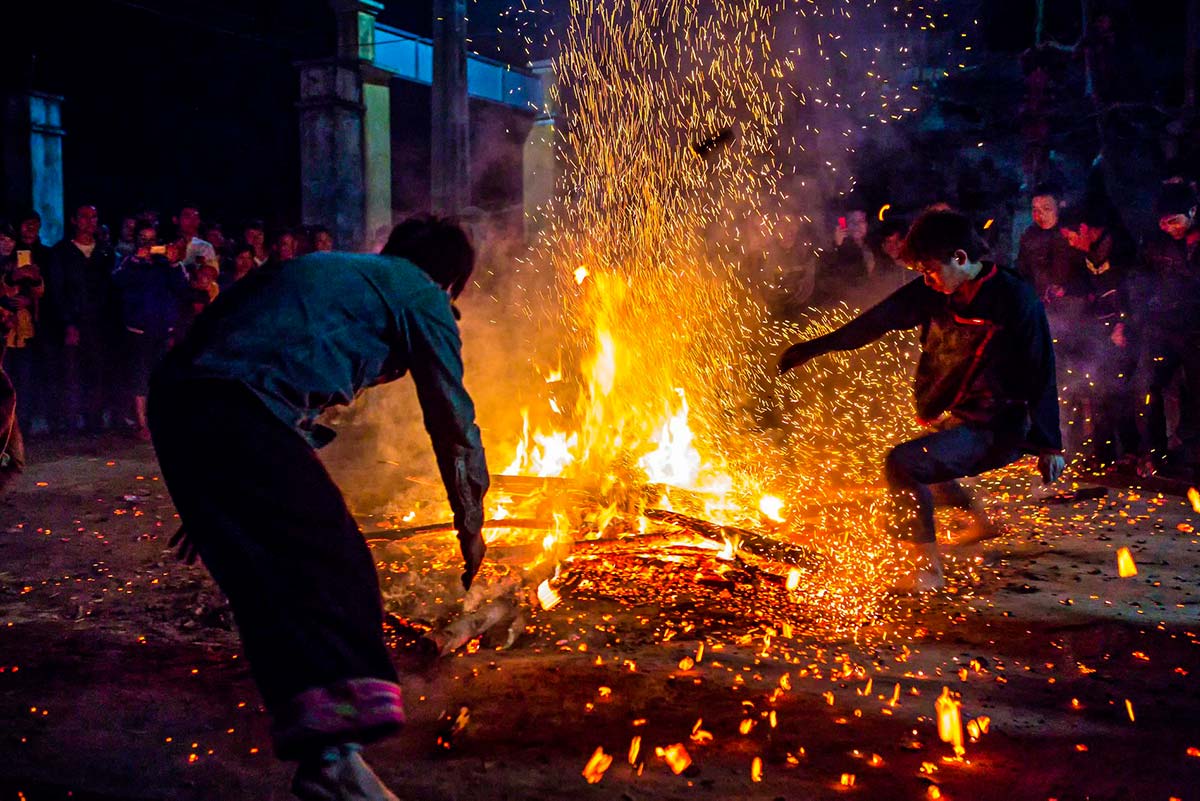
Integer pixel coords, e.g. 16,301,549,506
656,743,692,774
935,687,965,757
1116,547,1137,578
582,747,613,784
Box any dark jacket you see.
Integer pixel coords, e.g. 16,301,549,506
1136,228,1200,335
157,252,489,536
1016,225,1082,301
795,266,1063,453
44,239,117,339
1078,227,1136,325
111,254,189,339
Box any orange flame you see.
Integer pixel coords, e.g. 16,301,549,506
935,686,965,757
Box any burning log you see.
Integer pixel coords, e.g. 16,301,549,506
643,508,825,570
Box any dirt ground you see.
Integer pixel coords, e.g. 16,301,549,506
2,434,1199,801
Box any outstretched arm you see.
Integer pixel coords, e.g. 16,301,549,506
407,301,490,590
779,277,931,373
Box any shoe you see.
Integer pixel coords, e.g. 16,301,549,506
292,746,401,801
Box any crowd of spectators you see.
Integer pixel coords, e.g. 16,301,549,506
0,204,335,451
806,177,1200,484
2,176,1198,487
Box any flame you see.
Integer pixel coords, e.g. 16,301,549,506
537,580,561,610
582,747,613,784
1116,547,1138,578
751,756,763,782
574,266,589,285
935,686,965,757
656,743,692,774
758,495,786,522
1189,487,1200,513
628,735,641,765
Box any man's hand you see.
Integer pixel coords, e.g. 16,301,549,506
64,325,81,347
1038,453,1065,485
458,530,486,591
778,341,819,375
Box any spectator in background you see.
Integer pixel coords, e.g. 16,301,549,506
312,226,334,253
870,217,912,297
202,222,230,261
16,210,52,270
0,221,45,430
115,216,138,261
1059,203,1139,465
243,219,269,267
814,208,873,304
1134,182,1200,480
0,293,25,491
1016,185,1082,306
46,204,117,432
173,205,219,273
219,243,258,291
112,221,188,440
265,229,298,269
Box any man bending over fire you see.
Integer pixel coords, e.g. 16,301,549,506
149,216,489,801
779,210,1065,592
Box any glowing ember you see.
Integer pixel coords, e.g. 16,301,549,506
582,747,613,784
656,743,693,774
1117,547,1138,578
935,687,965,757
840,773,857,787
1189,487,1200,514
628,736,641,765
751,756,763,782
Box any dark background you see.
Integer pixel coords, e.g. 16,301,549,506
0,1,1193,234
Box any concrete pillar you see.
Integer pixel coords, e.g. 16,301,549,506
2,92,65,244
522,60,558,242
432,0,470,216
296,0,388,251
362,66,393,247
296,59,367,251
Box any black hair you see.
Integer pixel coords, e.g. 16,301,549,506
243,218,265,233
17,209,40,225
232,241,255,258
902,210,991,264
1031,182,1062,200
1156,181,1198,218
0,220,15,240
381,215,476,300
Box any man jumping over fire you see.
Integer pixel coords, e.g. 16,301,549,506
779,209,1065,592
149,216,489,801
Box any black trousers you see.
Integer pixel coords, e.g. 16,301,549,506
884,419,1025,544
1138,332,1200,465
148,378,398,716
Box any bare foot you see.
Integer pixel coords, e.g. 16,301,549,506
292,747,401,801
